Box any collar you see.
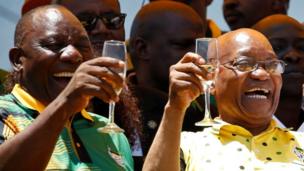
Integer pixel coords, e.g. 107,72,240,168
11,84,94,122
211,117,283,137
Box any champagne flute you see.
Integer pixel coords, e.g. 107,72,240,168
98,40,127,133
195,38,218,127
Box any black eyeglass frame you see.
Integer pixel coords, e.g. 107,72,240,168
222,57,287,74
79,13,127,32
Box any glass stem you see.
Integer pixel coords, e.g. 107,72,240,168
203,83,211,119
109,101,115,123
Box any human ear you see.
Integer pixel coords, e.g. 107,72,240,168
134,37,150,61
272,0,289,14
9,47,25,72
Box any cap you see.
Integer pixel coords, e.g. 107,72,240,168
21,0,53,15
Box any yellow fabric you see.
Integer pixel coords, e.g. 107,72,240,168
181,118,304,171
208,19,222,38
11,84,93,122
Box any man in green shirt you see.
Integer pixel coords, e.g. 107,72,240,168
0,5,133,170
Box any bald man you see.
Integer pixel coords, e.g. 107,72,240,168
0,5,133,170
128,1,209,156
149,0,221,37
253,14,304,132
143,28,304,170
223,0,289,30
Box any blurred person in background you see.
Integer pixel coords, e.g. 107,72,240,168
223,0,289,30
253,14,304,131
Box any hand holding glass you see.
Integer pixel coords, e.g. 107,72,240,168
195,38,218,127
98,40,127,133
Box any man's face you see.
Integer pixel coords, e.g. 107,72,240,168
262,22,304,96
20,8,93,105
60,0,125,56
148,13,204,92
215,31,282,127
223,0,274,30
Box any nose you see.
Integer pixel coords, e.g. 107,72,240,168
60,45,83,63
283,50,301,64
250,67,270,81
90,19,111,35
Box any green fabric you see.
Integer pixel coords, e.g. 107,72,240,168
0,94,133,171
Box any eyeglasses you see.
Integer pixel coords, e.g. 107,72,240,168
223,56,287,74
78,12,126,32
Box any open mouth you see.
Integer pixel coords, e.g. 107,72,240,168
53,72,74,84
244,88,270,100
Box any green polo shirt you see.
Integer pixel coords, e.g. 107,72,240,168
0,85,133,170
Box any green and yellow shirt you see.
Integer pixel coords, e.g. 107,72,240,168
0,84,133,170
181,118,304,171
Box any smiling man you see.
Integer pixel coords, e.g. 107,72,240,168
253,14,304,131
0,5,133,170
223,0,289,30
21,1,143,165
143,28,304,170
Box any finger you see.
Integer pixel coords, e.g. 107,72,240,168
83,74,119,102
87,57,125,69
172,71,203,93
82,84,113,103
170,79,201,98
171,62,209,80
85,65,124,88
179,52,205,65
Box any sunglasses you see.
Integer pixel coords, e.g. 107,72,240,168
78,12,126,32
223,56,287,74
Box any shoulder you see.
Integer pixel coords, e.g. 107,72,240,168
0,94,32,117
181,128,217,152
290,131,304,146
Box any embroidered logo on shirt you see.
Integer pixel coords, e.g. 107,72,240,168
108,147,125,168
293,147,304,163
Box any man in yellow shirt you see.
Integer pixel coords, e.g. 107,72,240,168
143,28,304,170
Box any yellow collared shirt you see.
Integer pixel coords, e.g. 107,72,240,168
181,118,304,171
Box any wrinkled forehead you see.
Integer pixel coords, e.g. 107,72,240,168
219,33,276,63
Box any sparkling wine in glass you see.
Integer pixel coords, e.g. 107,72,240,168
98,40,127,133
195,38,218,127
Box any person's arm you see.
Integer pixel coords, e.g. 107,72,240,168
0,57,124,171
143,53,206,171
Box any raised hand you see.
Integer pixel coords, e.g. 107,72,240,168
167,52,208,116
58,57,124,115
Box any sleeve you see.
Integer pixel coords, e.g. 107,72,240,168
180,148,186,171
180,132,195,171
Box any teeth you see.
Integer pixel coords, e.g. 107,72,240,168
246,88,269,94
53,72,74,78
246,94,267,99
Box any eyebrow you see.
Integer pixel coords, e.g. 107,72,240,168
236,48,277,59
